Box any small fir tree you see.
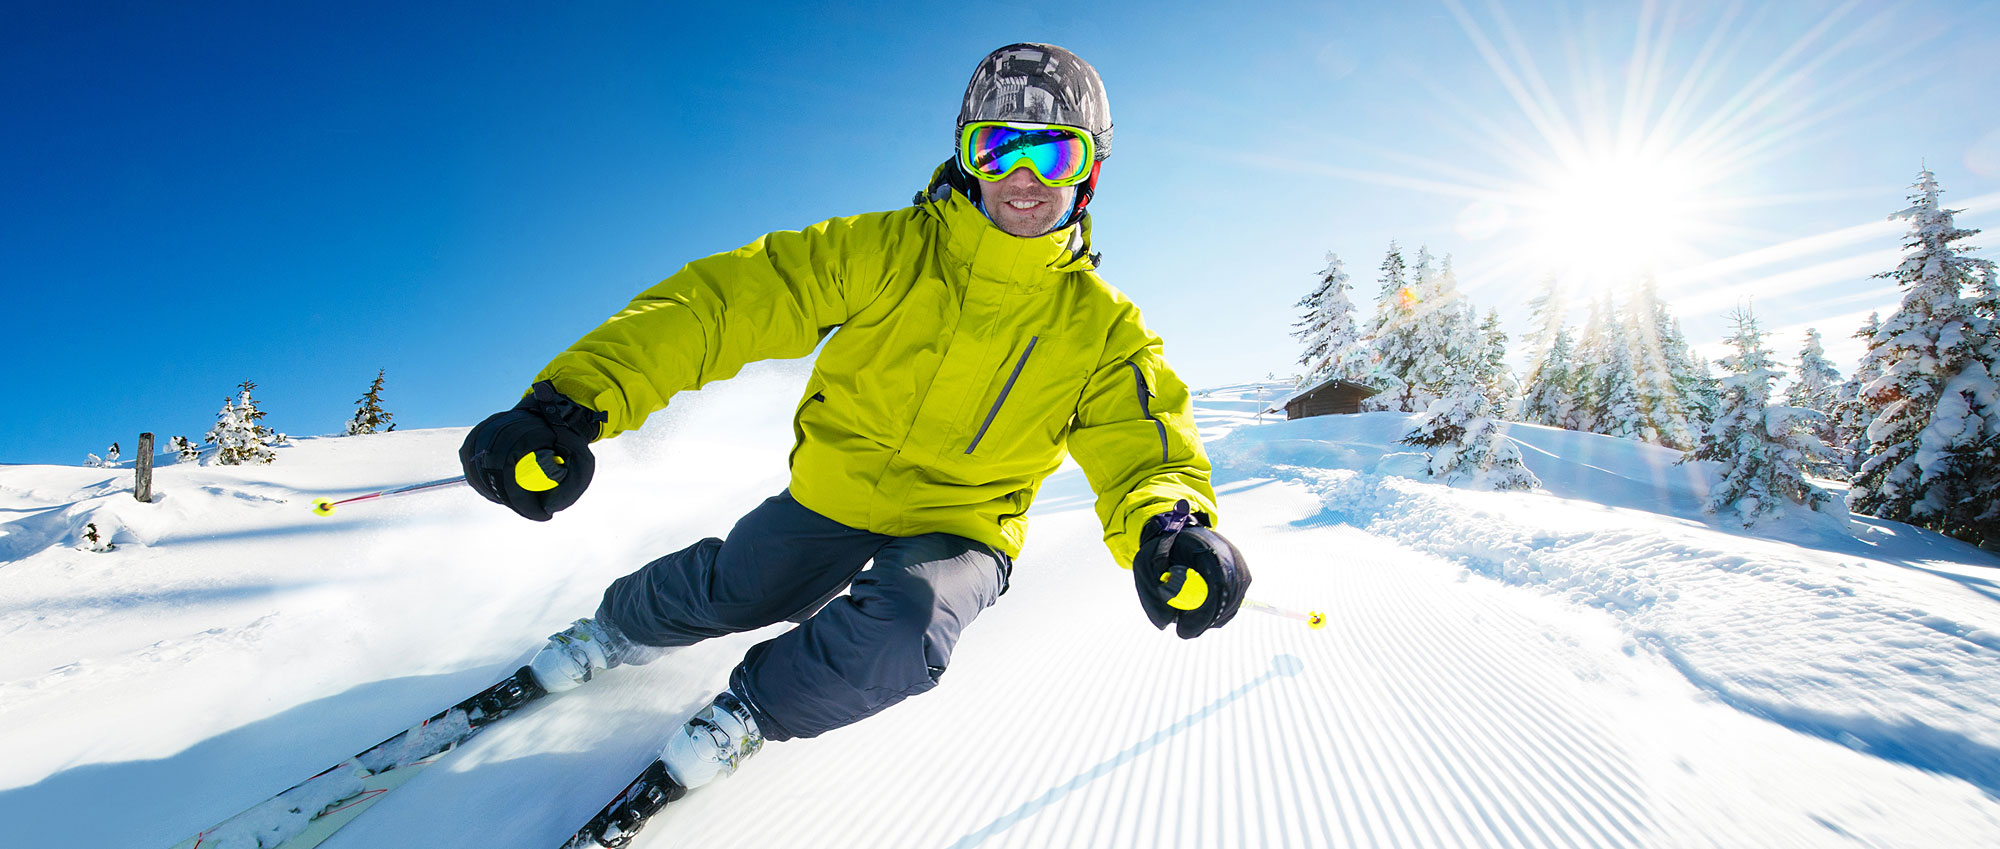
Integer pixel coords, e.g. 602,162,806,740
347,369,395,435
77,521,116,552
1520,277,1566,381
1624,278,1696,449
1364,244,1429,412
1831,312,1886,476
1566,296,1613,431
167,435,203,464
1785,328,1843,462
1520,325,1578,427
1291,254,1364,382
206,380,283,465
1849,169,1999,546
1681,306,1834,525
1402,392,1540,491
1682,351,1723,434
1569,296,1644,438
1476,308,1517,408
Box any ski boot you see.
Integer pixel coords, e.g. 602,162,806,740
560,687,768,847
528,617,638,694
660,687,765,789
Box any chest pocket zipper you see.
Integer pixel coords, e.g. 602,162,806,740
1126,361,1170,463
965,336,1039,454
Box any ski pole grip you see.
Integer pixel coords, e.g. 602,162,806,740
514,450,568,492
1162,568,1210,610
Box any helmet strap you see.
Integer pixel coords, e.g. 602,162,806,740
1049,161,1101,232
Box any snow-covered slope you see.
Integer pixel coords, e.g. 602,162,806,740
4,373,1998,848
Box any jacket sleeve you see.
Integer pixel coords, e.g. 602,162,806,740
1067,304,1220,569
533,215,877,439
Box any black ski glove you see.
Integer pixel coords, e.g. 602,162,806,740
459,381,605,521
1132,500,1251,639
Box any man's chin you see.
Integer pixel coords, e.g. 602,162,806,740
990,208,1063,237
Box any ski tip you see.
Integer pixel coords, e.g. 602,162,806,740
312,498,337,517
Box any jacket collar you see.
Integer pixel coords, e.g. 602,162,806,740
919,162,1098,284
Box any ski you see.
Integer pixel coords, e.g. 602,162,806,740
559,759,688,848
171,665,547,849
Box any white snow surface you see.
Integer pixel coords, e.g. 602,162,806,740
5,369,2000,848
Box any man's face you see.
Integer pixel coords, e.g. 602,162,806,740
983,165,1078,237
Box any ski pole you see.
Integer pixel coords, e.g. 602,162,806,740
1158,563,1327,631
312,476,466,516
1242,598,1328,630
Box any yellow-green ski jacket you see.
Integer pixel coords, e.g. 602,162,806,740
534,184,1218,568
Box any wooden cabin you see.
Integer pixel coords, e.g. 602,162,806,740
1280,377,1379,420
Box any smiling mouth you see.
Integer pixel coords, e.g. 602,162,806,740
1005,199,1044,210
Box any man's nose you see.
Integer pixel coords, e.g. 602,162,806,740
998,165,1043,188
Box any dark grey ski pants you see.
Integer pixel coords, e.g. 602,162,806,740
597,490,1011,742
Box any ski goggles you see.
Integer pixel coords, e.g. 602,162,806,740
957,121,1097,187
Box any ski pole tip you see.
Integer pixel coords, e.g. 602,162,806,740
312,498,336,517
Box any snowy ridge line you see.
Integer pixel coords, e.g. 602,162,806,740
1234,456,2000,799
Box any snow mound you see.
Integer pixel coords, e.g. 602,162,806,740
1198,383,2000,796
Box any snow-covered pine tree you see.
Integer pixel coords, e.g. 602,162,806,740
1521,277,1565,373
1370,240,1409,323
105,442,120,465
1412,254,1482,404
77,521,115,552
1431,257,1485,403
1366,247,1489,413
1681,347,1723,433
1784,328,1843,464
1291,253,1363,382
1401,392,1540,491
1363,244,1426,412
85,452,104,468
1520,325,1578,427
1849,169,2000,546
1832,312,1886,476
1569,295,1643,437
1565,296,1611,431
1476,308,1517,409
347,369,395,435
206,380,282,465
1624,278,1696,449
167,435,202,464
1971,275,2000,544
1594,324,1645,440
1682,306,1833,525
1518,277,1566,414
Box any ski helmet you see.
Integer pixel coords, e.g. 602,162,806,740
956,43,1113,161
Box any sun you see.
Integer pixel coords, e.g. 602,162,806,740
1519,150,1713,283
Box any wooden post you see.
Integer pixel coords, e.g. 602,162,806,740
135,432,155,503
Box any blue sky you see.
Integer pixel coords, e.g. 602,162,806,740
5,0,1998,465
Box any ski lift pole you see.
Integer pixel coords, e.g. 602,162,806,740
1242,598,1328,630
312,476,466,517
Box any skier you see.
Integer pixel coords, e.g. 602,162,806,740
460,42,1251,812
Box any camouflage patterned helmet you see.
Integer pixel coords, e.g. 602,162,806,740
957,43,1113,162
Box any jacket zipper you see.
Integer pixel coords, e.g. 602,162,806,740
1126,361,1170,463
965,337,1039,454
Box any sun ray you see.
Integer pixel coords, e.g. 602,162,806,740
1443,0,1583,162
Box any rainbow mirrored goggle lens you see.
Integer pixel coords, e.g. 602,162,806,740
958,121,1095,187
